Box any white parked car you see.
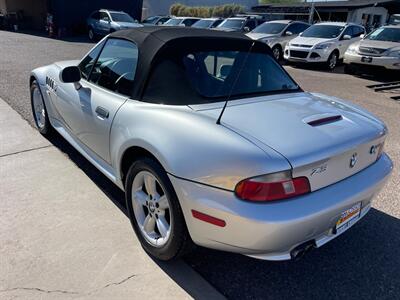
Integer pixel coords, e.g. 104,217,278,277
344,25,400,73
247,20,310,60
284,22,365,70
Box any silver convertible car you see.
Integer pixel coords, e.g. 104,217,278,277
30,27,392,261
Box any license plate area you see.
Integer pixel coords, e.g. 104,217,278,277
334,202,362,235
361,56,373,63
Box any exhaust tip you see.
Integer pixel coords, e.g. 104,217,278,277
290,240,316,261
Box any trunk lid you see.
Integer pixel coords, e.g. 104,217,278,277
194,92,386,191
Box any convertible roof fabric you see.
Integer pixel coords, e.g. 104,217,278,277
109,27,270,100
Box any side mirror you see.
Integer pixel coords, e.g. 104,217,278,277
360,34,365,39
60,66,81,83
243,26,250,32
342,34,351,40
285,31,293,36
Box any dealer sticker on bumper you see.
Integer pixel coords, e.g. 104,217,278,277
335,202,362,235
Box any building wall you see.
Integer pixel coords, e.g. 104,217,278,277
347,7,388,27
143,0,258,19
50,0,143,32
0,0,47,29
0,0,7,14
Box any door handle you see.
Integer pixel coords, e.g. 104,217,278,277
95,106,109,119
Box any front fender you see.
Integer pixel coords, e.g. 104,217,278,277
31,65,55,119
110,100,290,191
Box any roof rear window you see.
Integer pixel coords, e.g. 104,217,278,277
142,42,299,105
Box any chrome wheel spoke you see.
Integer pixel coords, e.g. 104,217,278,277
156,216,169,238
32,88,45,129
131,170,172,248
157,195,169,210
144,174,157,196
134,190,148,207
143,215,156,233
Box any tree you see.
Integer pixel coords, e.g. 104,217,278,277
170,3,245,18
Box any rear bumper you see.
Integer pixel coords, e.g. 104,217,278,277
170,153,392,260
344,52,400,70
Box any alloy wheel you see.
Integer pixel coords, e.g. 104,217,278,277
329,53,337,69
32,87,46,129
88,29,94,40
272,47,281,60
131,171,172,247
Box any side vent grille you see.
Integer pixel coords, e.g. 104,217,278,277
46,76,55,91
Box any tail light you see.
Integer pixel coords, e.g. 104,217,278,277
235,171,310,202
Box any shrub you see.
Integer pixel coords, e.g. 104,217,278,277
169,3,245,18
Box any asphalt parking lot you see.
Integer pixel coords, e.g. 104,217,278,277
1,30,399,299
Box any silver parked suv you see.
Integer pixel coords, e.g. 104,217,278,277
344,25,400,73
247,20,310,60
87,9,142,41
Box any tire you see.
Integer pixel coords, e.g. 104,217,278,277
30,80,53,136
271,45,282,61
125,157,193,261
326,51,338,70
88,28,95,41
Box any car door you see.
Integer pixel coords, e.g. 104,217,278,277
53,39,106,136
244,19,256,32
78,38,138,162
89,11,101,34
281,23,300,48
338,26,355,56
56,38,138,163
99,12,111,35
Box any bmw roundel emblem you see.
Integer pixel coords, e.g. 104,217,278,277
350,153,358,168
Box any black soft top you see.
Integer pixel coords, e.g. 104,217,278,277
109,27,271,100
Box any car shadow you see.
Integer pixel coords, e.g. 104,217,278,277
43,131,221,299
2,29,94,44
43,131,399,300
185,208,400,299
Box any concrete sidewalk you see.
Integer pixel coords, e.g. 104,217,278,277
0,99,224,300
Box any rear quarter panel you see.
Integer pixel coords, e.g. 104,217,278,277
110,100,291,191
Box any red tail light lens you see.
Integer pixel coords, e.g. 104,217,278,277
235,172,310,202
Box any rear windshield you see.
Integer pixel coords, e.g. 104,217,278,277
252,22,286,34
142,42,299,105
302,25,344,38
366,27,400,42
